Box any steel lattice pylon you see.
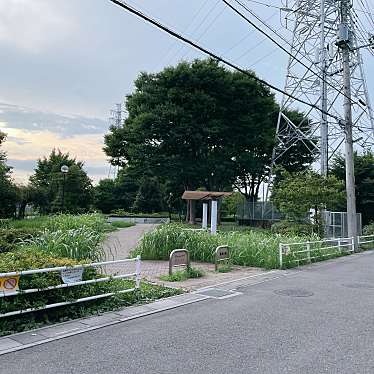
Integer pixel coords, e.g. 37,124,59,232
270,0,374,184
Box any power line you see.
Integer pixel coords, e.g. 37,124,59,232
222,0,363,108
108,0,342,121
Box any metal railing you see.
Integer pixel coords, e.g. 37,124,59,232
0,256,141,318
279,234,374,268
279,237,354,269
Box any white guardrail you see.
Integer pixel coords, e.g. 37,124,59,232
279,235,374,268
0,256,141,318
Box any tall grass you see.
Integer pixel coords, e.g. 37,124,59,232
132,224,318,269
23,228,104,261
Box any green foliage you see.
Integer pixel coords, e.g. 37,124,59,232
110,210,170,218
271,221,318,236
30,149,93,214
159,267,204,282
0,247,182,336
331,152,374,225
0,132,17,218
132,223,317,269
272,170,344,222
104,59,313,201
0,228,41,254
220,192,245,217
24,228,104,262
132,177,165,213
110,221,135,229
363,223,374,236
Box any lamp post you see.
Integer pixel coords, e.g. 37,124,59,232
60,165,69,212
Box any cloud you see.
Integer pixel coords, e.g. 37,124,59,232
0,102,111,184
0,103,108,137
0,0,75,53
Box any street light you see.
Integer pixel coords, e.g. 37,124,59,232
61,165,69,212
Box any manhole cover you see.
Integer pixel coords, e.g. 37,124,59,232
195,288,240,299
343,283,374,290
274,288,314,297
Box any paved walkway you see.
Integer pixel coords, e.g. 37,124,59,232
101,224,264,291
102,224,158,261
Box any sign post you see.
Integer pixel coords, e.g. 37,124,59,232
169,249,190,275
215,245,230,271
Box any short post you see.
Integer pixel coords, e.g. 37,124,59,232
306,242,311,263
169,249,190,276
279,243,283,269
202,202,208,230
211,199,218,235
135,255,141,289
215,245,230,271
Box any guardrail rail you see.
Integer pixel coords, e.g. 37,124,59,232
0,256,141,318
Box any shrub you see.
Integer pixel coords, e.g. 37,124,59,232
0,228,41,254
132,223,317,269
111,221,135,229
363,223,374,236
271,221,318,236
0,247,182,336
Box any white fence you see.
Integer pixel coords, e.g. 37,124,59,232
0,256,141,318
278,235,374,268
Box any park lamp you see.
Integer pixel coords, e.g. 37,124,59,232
61,165,69,174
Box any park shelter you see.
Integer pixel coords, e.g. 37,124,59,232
182,191,232,234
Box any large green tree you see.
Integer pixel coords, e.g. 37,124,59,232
104,59,313,201
0,132,17,217
30,149,93,214
272,170,345,224
331,152,374,225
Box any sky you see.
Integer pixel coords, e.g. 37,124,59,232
0,0,373,184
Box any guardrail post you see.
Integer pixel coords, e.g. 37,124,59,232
279,243,283,269
306,242,311,263
135,255,141,289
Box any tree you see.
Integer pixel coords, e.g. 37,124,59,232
94,179,118,214
104,59,313,201
272,171,345,225
132,177,164,213
30,149,93,214
331,152,374,225
0,132,17,218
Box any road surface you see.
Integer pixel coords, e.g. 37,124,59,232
2,251,374,373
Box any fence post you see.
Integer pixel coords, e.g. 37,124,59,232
306,242,311,263
351,237,354,253
338,239,341,253
135,255,141,289
279,243,283,269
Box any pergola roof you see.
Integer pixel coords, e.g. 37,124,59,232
182,191,232,201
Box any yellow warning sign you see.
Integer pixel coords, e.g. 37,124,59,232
0,276,19,292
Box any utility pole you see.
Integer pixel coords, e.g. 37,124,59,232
338,0,358,250
320,0,328,177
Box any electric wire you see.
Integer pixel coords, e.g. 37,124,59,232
108,0,342,121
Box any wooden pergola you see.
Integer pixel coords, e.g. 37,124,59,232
182,191,232,234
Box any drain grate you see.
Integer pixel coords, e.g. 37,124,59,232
343,283,374,290
274,288,314,298
195,288,241,299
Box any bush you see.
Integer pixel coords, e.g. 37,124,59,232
0,247,182,336
111,221,135,229
159,267,204,282
132,223,317,269
363,223,374,236
271,221,318,236
0,228,41,254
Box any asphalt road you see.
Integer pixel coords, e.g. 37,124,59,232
2,252,374,374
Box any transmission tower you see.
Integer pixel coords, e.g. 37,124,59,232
108,103,124,179
270,0,374,181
